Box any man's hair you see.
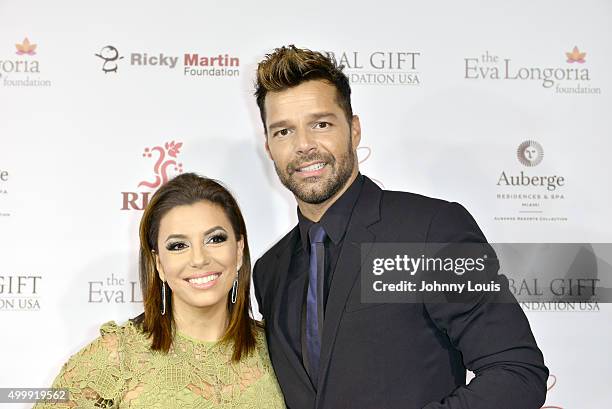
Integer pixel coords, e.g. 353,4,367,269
254,45,353,131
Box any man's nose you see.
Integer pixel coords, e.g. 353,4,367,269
294,128,317,156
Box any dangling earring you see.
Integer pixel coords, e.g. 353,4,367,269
161,281,167,315
231,267,239,304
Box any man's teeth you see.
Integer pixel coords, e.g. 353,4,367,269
188,274,220,285
299,163,326,172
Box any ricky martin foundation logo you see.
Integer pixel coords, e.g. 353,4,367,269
95,44,240,78
183,53,240,78
0,37,52,87
516,140,544,167
464,47,601,94
121,141,184,211
95,45,124,73
495,141,568,222
325,50,421,86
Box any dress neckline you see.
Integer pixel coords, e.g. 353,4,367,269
175,330,219,346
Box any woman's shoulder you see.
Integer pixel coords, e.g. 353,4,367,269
36,320,142,407
99,319,145,340
56,319,148,381
101,318,153,357
65,320,143,364
55,318,146,371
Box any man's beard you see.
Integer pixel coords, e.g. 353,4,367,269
273,140,356,205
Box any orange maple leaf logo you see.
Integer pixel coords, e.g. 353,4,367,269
15,38,37,55
566,46,586,63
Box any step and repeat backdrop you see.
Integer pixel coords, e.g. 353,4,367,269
1,0,611,407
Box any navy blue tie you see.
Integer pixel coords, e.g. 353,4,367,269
306,224,326,385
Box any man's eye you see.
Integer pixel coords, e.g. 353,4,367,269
166,242,188,251
207,233,228,245
273,129,290,137
315,122,331,129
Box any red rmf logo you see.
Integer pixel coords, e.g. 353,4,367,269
138,141,184,189
121,141,184,211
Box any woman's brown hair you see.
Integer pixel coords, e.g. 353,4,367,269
134,172,255,361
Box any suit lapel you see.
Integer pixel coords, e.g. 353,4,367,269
316,178,382,396
270,228,316,396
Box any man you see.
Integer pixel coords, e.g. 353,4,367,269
252,45,548,409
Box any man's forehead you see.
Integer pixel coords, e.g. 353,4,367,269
264,81,341,119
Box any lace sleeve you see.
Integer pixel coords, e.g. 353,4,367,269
34,321,126,409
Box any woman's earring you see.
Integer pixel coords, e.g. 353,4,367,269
231,268,239,304
161,281,167,315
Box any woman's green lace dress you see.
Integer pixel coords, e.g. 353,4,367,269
34,320,286,408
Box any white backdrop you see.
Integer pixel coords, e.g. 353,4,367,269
1,0,611,407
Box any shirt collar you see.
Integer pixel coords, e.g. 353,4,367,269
298,173,364,252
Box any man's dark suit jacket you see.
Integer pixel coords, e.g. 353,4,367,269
253,176,548,409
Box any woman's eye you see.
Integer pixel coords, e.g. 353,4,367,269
166,242,188,251
207,233,227,244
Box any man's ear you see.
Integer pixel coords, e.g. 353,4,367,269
154,251,165,282
264,139,273,161
351,115,362,149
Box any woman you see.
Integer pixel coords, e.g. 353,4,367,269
35,173,285,408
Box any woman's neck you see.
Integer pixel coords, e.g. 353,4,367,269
171,297,229,342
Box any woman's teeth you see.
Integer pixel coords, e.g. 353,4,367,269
188,274,220,284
